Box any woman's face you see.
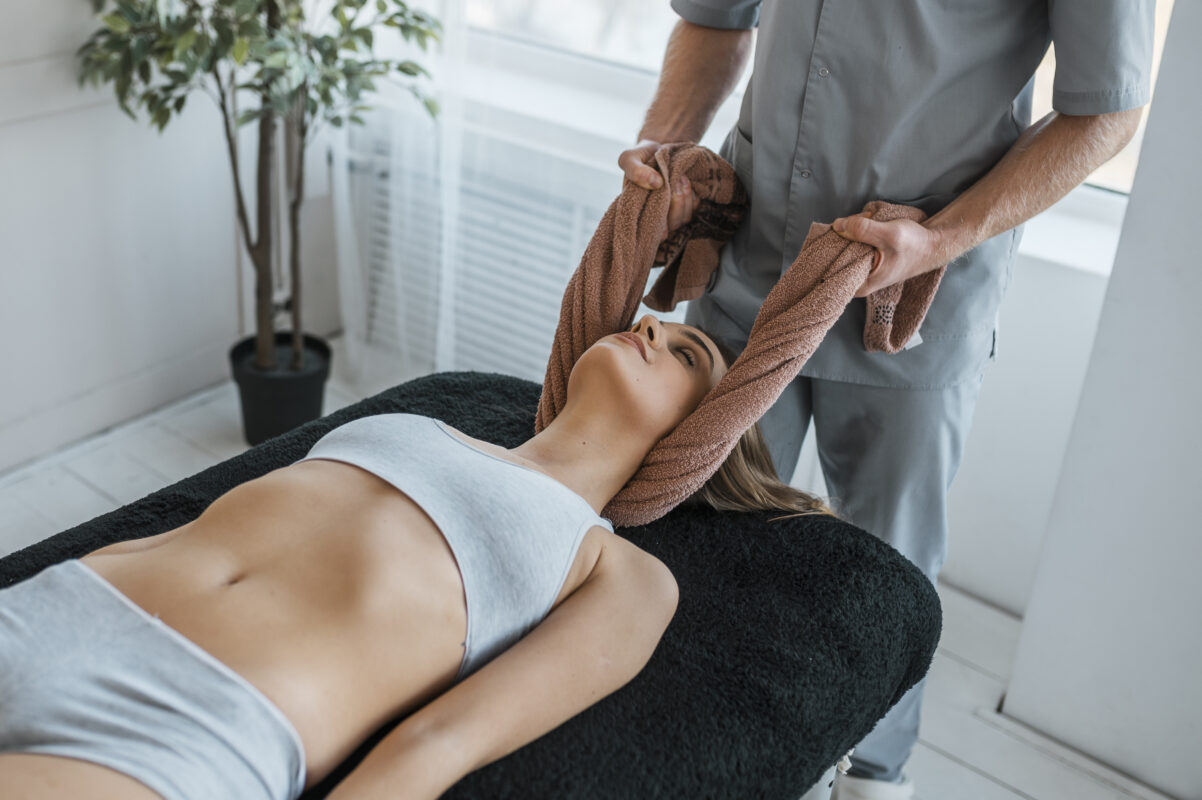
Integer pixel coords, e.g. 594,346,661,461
568,314,729,439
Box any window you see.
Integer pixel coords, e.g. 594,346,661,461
464,0,681,73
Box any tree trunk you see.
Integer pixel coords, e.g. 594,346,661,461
288,93,307,371
251,0,282,371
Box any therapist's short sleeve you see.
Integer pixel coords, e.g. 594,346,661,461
1048,0,1155,114
670,0,762,30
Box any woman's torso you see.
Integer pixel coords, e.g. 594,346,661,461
79,427,611,791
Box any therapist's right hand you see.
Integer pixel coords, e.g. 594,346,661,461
619,139,698,232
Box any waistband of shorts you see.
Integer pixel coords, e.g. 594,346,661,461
63,558,309,793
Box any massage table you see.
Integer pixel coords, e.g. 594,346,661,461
0,370,941,799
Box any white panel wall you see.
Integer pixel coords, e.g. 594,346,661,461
1002,4,1201,797
0,0,338,477
942,212,1114,616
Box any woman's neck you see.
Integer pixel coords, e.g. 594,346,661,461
509,404,655,517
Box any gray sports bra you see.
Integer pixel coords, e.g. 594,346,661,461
296,413,615,682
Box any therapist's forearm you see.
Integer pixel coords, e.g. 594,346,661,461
638,19,754,144
924,108,1143,266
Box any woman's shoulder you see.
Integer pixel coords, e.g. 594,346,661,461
587,526,675,589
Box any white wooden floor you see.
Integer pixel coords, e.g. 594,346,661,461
0,353,1168,800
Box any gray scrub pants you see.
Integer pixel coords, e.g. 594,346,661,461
685,298,987,784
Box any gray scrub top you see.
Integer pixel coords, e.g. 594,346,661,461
672,0,1155,388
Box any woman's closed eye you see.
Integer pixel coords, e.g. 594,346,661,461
627,324,696,367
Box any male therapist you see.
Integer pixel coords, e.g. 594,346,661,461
618,2,1155,798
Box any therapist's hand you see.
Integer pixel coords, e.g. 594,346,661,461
619,139,699,232
831,212,948,298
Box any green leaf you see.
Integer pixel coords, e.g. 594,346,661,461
395,60,426,77
247,37,271,59
264,50,289,69
153,106,171,129
196,37,213,70
214,18,234,54
137,59,151,83
286,62,306,91
376,0,386,11
349,114,365,125
422,95,438,117
232,37,249,65
331,115,343,127
238,17,264,38
354,27,372,49
236,108,265,127
234,0,258,16
174,95,186,112
102,14,131,34
174,29,197,61
115,1,140,23
130,35,149,64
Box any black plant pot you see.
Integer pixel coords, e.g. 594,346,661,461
229,331,332,446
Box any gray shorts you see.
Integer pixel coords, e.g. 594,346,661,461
0,559,307,800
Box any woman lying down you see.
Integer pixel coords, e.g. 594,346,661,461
2,136,903,792
0,331,837,800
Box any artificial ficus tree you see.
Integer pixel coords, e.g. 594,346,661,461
76,0,442,370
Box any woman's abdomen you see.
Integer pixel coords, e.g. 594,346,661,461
78,458,470,785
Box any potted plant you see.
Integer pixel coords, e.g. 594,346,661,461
76,0,442,444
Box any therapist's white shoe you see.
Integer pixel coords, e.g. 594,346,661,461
829,772,916,800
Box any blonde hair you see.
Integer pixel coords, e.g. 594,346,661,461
678,327,843,523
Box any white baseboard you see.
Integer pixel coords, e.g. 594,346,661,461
0,341,232,486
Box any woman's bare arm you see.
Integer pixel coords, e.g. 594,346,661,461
326,537,679,800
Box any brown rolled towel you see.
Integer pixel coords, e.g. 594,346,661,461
535,142,947,527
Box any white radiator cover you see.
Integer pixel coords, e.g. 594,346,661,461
340,101,681,388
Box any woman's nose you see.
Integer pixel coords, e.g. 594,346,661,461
633,316,660,347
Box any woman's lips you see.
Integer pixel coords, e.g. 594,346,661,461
615,331,647,361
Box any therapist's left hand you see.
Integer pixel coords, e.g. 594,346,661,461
831,212,947,299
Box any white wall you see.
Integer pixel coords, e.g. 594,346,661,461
0,1,339,477
1000,3,1201,797
941,191,1122,616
